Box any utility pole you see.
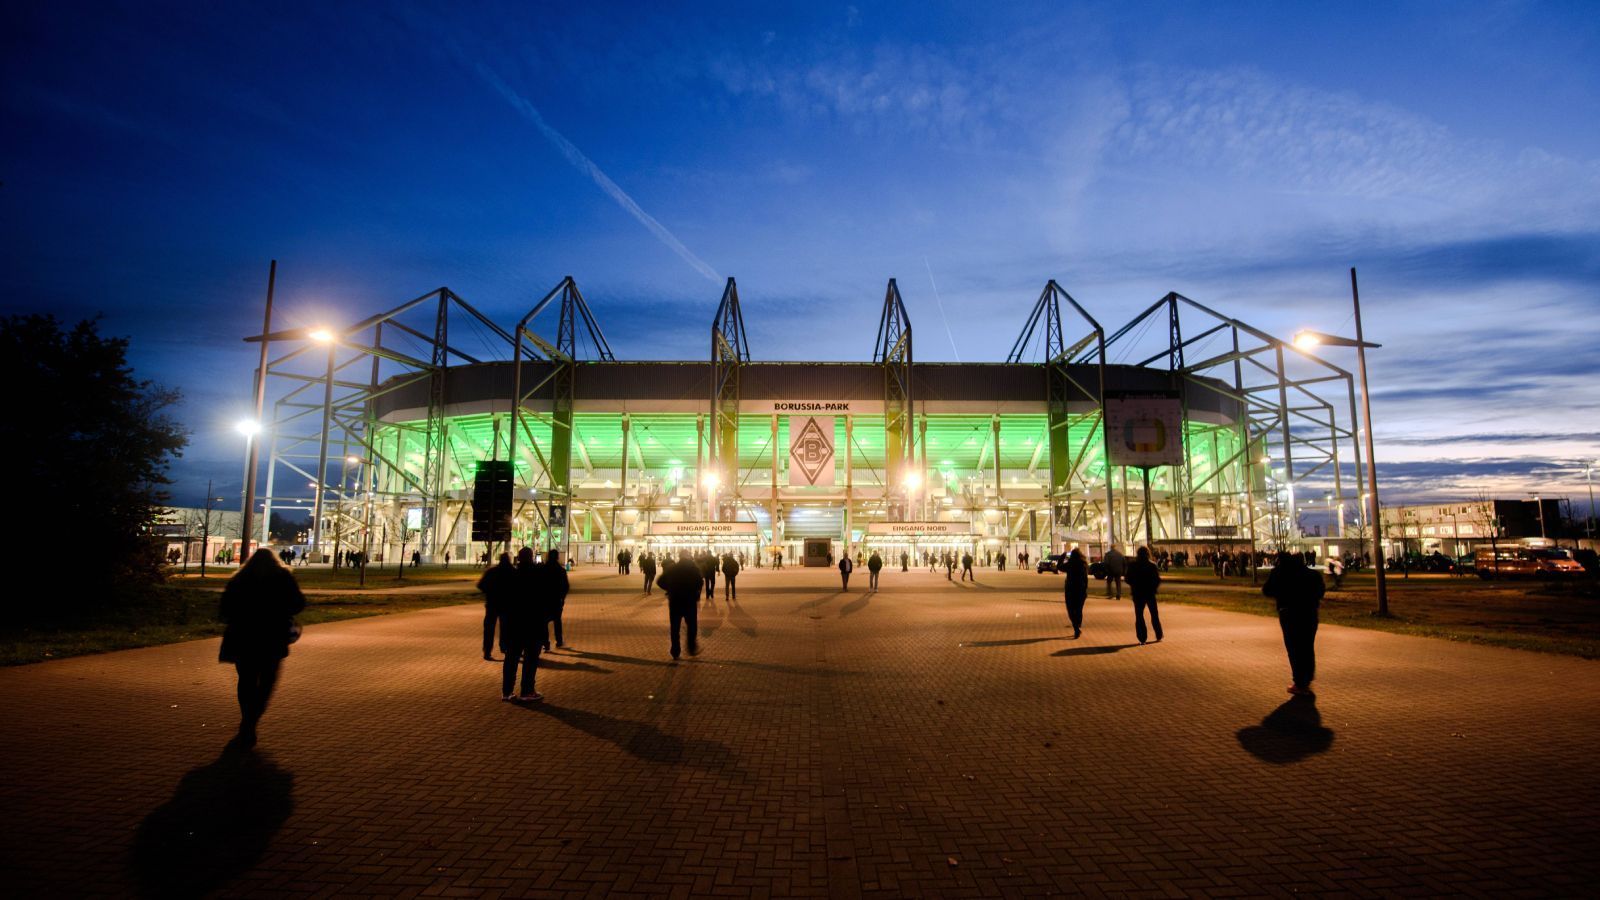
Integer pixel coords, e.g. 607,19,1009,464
240,260,276,562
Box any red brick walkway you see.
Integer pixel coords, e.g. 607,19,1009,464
2,567,1596,896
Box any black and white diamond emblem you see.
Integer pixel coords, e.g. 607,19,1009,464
790,417,834,484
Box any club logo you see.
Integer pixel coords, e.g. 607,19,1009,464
790,417,834,484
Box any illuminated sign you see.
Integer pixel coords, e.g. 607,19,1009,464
648,521,761,536
864,522,976,537
1104,393,1184,467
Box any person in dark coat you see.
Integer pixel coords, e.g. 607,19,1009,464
218,548,307,747
657,551,702,659
1103,546,1127,598
540,549,571,651
640,551,657,595
1063,548,1088,638
866,551,883,590
960,551,975,582
477,552,515,660
1263,551,1326,695
838,553,854,590
721,552,740,601
499,548,542,701
1125,546,1163,644
697,551,717,600
900,551,909,572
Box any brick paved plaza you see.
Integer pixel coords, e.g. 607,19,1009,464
2,566,1597,897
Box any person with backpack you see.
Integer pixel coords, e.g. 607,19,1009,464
1125,546,1163,644
866,550,883,590
1263,551,1326,695
721,552,740,601
656,550,703,660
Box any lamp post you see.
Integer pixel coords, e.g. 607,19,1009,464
239,260,276,562
1586,461,1596,540
1530,493,1547,541
199,481,225,578
1293,267,1388,615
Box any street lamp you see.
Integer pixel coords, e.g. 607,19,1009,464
1586,461,1597,539
1293,266,1389,616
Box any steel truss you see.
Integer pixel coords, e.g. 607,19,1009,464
874,279,915,521
247,288,513,564
508,277,616,559
1104,292,1362,551
1009,280,1114,542
710,277,750,522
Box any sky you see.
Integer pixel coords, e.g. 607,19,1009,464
2,0,1597,514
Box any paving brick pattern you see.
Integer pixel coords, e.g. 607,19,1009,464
2,567,1597,897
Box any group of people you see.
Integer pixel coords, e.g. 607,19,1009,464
1060,543,1325,694
477,548,571,701
213,532,1329,750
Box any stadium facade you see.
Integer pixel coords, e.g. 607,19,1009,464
246,278,1366,566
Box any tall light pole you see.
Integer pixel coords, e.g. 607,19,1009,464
1586,461,1596,540
239,259,276,561
1293,267,1388,616
308,328,337,562
1530,493,1547,540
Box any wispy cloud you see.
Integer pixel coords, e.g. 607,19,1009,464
476,64,722,284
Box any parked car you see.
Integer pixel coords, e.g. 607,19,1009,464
1037,553,1067,574
1473,546,1587,579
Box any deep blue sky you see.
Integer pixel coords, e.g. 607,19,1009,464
3,1,1597,509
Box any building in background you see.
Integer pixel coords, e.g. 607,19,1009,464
244,279,1371,566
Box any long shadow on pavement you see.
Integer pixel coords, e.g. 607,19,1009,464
130,746,293,898
570,649,675,668
1236,695,1335,764
839,592,871,617
525,703,742,774
965,636,1069,648
1051,643,1140,657
795,592,846,612
536,658,613,674
699,600,725,639
727,599,758,636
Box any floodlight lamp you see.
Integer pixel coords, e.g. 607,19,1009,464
701,472,720,488
235,419,261,437
1292,331,1320,350
346,455,363,464
903,471,922,491
308,328,336,343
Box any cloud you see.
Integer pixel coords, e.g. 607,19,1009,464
476,64,723,284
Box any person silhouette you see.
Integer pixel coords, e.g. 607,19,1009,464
218,548,307,748
1063,548,1088,638
1263,551,1326,695
1125,546,1163,644
657,551,703,660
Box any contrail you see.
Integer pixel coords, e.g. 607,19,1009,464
477,65,722,283
924,256,961,362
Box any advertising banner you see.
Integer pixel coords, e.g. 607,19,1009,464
1104,393,1184,468
787,415,836,485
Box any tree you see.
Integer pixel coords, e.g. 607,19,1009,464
1466,492,1501,577
2,315,187,586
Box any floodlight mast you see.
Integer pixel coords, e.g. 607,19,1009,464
239,260,276,562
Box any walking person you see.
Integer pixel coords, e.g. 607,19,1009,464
498,548,543,701
1063,548,1088,638
477,552,513,660
945,553,955,580
218,548,307,748
657,551,702,660
960,551,975,582
900,551,909,572
1264,551,1325,695
838,553,853,590
721,552,740,601
540,548,571,651
1103,545,1127,599
697,550,717,600
640,551,657,594
867,550,883,590
1126,546,1163,644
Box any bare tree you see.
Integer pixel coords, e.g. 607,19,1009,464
1466,491,1501,577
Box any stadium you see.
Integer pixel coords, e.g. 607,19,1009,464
246,278,1364,566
